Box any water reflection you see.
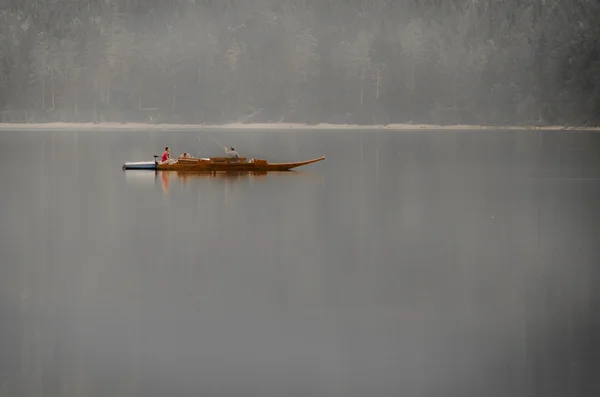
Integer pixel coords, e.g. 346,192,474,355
123,170,158,187
131,170,326,194
2,129,600,397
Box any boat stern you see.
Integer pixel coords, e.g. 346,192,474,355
122,161,158,170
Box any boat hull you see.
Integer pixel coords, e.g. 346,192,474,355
122,161,157,170
123,156,324,172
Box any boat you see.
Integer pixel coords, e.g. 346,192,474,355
122,155,325,172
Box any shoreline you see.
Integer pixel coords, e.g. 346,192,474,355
0,122,598,131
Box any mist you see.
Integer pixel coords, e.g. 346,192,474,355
1,0,599,126
2,2,600,396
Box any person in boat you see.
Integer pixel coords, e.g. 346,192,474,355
161,146,177,164
178,152,191,159
225,146,240,159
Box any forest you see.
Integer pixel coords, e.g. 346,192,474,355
0,0,599,126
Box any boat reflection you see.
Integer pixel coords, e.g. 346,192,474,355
124,169,323,193
171,170,272,182
161,171,169,194
123,170,158,187
158,170,323,193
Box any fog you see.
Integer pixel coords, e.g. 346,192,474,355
1,0,599,125
2,1,600,396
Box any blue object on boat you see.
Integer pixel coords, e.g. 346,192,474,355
122,161,158,170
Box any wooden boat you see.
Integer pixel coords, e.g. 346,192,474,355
122,155,325,172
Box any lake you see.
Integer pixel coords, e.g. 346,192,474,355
1,128,599,397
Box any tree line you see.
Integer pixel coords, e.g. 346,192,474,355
1,0,599,126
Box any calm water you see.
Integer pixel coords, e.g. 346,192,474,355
1,129,599,397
